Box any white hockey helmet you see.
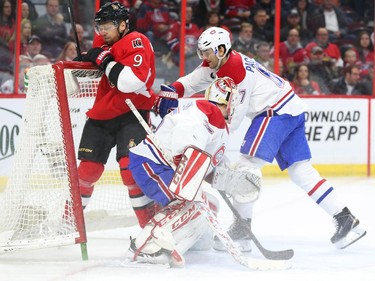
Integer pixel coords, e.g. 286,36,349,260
197,27,232,59
205,77,239,123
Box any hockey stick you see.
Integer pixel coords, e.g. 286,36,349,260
218,190,294,260
67,0,82,60
125,99,291,270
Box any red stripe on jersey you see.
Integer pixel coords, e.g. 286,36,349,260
308,178,327,196
145,136,170,166
249,110,272,156
143,162,175,201
271,89,293,110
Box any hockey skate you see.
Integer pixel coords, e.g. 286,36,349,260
213,218,252,252
126,238,184,267
331,207,366,249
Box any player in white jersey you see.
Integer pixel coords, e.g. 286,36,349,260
127,77,237,266
154,27,366,251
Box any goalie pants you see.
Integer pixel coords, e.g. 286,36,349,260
129,153,175,207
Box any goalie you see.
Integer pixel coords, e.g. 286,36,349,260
126,77,238,266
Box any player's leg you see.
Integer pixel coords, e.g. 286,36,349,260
214,111,289,251
278,113,367,248
212,155,265,252
117,111,163,228
77,118,111,209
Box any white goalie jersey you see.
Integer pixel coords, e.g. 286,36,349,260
130,99,229,173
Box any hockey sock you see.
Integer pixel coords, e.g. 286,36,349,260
77,160,104,209
119,157,159,228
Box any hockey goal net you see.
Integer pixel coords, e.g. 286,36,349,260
0,61,137,254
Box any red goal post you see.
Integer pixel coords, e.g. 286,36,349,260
0,61,137,257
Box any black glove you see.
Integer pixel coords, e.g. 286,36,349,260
82,47,114,70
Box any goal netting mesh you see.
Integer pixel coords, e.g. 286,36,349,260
0,62,137,254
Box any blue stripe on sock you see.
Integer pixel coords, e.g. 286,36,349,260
316,186,333,204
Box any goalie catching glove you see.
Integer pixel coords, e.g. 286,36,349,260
212,165,262,203
154,84,179,118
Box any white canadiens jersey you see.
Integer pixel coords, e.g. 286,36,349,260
172,51,308,131
130,100,229,173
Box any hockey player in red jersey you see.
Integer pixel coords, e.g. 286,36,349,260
76,2,157,228
126,77,238,266
154,27,366,251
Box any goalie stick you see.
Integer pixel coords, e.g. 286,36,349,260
125,99,291,270
218,190,294,260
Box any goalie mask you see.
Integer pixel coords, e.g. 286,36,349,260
94,1,129,33
205,77,239,124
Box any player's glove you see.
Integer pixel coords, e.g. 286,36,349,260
154,84,179,118
82,47,114,70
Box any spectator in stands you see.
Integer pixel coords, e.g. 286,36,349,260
136,0,171,46
280,8,312,46
32,0,68,59
254,41,281,73
224,0,254,22
305,27,343,67
342,47,370,79
0,0,14,43
294,0,317,32
250,0,275,23
203,11,230,35
0,36,12,82
291,63,324,95
355,30,374,67
200,0,222,13
8,18,31,54
361,63,373,95
25,35,44,59
69,24,92,53
22,0,39,21
279,28,309,80
328,64,372,95
56,41,78,62
307,45,338,94
306,0,351,42
231,22,259,58
251,8,274,44
21,2,29,19
164,5,202,72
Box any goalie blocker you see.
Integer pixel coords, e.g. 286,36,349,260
169,146,212,201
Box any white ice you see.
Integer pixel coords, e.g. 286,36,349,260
1,176,374,281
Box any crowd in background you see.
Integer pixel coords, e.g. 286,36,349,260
0,0,374,95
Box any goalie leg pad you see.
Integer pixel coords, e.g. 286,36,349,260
213,165,262,203
130,199,208,265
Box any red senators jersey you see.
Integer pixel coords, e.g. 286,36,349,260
87,31,156,120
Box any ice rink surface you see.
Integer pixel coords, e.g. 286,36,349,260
1,176,374,281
